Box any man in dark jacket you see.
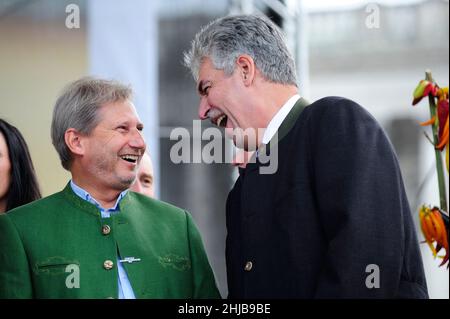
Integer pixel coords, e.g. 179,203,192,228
183,14,428,298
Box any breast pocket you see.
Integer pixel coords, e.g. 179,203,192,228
34,257,79,276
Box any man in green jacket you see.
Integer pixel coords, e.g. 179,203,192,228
0,77,220,299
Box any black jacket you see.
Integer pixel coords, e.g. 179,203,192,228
226,97,428,299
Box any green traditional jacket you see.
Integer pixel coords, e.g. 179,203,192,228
0,183,221,299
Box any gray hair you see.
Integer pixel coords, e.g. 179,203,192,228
51,76,132,170
183,14,297,86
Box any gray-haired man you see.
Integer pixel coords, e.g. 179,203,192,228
184,14,428,298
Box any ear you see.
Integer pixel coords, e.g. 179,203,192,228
236,54,256,86
64,128,86,157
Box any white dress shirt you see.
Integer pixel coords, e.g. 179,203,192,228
262,94,301,145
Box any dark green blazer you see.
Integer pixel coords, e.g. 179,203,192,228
0,183,220,299
226,97,428,298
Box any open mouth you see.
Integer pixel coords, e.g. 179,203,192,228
212,113,228,128
120,154,139,164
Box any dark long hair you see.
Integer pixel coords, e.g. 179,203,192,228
0,119,41,211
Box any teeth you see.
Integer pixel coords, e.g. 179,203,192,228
120,155,138,162
216,115,226,127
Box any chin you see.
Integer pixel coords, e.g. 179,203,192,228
233,141,247,151
232,136,254,152
115,175,136,189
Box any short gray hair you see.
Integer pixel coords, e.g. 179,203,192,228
183,14,297,86
51,77,132,170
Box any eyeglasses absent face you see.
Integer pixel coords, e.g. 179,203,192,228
129,152,154,198
80,99,146,191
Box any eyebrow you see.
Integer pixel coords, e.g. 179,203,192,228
197,80,210,96
140,173,153,181
112,121,144,133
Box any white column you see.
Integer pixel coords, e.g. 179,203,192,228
87,0,160,197
285,0,310,99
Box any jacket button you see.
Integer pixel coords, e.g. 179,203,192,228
103,260,114,270
244,261,253,271
102,225,111,235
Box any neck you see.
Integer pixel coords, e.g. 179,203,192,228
257,83,298,127
251,82,298,146
0,198,7,213
71,176,122,209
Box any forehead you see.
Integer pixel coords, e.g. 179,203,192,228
197,58,228,94
198,57,214,75
197,58,224,82
139,154,153,175
0,132,8,153
97,100,141,122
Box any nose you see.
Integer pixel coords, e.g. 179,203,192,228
129,128,146,151
198,96,210,120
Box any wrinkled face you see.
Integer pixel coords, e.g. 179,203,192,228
129,152,154,198
197,58,255,149
81,100,146,191
0,132,11,204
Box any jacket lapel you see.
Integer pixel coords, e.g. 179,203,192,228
249,97,310,171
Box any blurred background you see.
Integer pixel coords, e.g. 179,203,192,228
0,0,448,298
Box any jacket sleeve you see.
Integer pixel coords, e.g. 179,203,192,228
184,211,222,299
0,213,34,298
309,98,428,298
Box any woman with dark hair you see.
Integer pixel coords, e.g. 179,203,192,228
0,119,41,212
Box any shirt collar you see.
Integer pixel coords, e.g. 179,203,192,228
262,94,300,145
70,180,128,216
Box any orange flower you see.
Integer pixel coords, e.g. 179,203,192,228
436,87,449,151
419,206,449,268
436,116,448,151
414,85,448,152
419,116,435,127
